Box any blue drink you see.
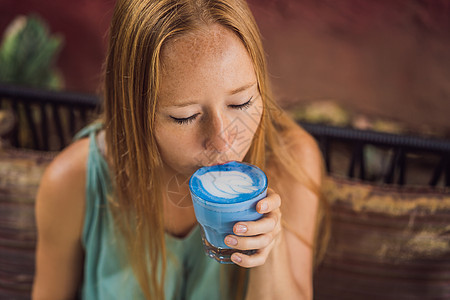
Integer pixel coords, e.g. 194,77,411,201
189,161,268,263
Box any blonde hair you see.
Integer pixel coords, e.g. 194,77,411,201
102,0,328,298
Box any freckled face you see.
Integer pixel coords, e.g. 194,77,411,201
155,24,263,176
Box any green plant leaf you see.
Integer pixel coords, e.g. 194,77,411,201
0,14,64,89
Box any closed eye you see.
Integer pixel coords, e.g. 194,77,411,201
170,96,254,125
170,113,200,125
229,97,253,110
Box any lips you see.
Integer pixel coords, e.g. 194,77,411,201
216,160,233,166
203,160,234,167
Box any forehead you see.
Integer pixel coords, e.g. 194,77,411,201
161,24,232,64
158,24,256,102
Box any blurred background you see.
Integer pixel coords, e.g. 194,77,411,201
0,0,449,136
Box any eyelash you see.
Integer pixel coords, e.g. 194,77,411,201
229,97,253,110
171,97,253,125
172,113,199,125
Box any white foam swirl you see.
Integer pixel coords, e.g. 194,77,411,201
198,171,258,199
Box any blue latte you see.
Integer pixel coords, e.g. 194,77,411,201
189,161,267,263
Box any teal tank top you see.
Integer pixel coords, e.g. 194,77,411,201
74,123,245,300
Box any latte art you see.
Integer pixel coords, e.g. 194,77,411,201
197,171,258,199
189,161,267,204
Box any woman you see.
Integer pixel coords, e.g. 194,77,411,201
32,0,327,299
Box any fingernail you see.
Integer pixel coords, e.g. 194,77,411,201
226,236,238,246
260,202,268,212
235,224,247,233
232,254,242,263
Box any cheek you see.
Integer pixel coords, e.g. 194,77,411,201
244,100,263,135
155,122,200,159
155,121,180,158
231,102,263,154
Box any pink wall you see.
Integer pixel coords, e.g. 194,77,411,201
0,0,114,93
1,0,449,133
248,0,450,133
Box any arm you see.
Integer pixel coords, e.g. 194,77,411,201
32,139,89,300
245,179,319,299
225,128,322,299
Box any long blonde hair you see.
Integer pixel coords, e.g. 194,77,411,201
102,0,328,298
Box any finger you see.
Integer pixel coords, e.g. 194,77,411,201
230,244,272,268
256,189,281,214
233,211,280,236
225,233,273,250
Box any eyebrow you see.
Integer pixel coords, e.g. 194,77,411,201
166,82,257,108
228,82,257,95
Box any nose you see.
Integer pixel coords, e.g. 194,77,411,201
204,111,233,153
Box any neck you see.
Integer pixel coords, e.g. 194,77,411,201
161,163,198,238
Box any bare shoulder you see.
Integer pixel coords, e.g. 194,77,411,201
269,123,323,186
267,123,322,242
33,137,90,299
284,124,323,184
39,137,90,199
36,137,90,240
43,137,90,183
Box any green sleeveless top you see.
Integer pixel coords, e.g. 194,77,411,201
75,123,245,300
